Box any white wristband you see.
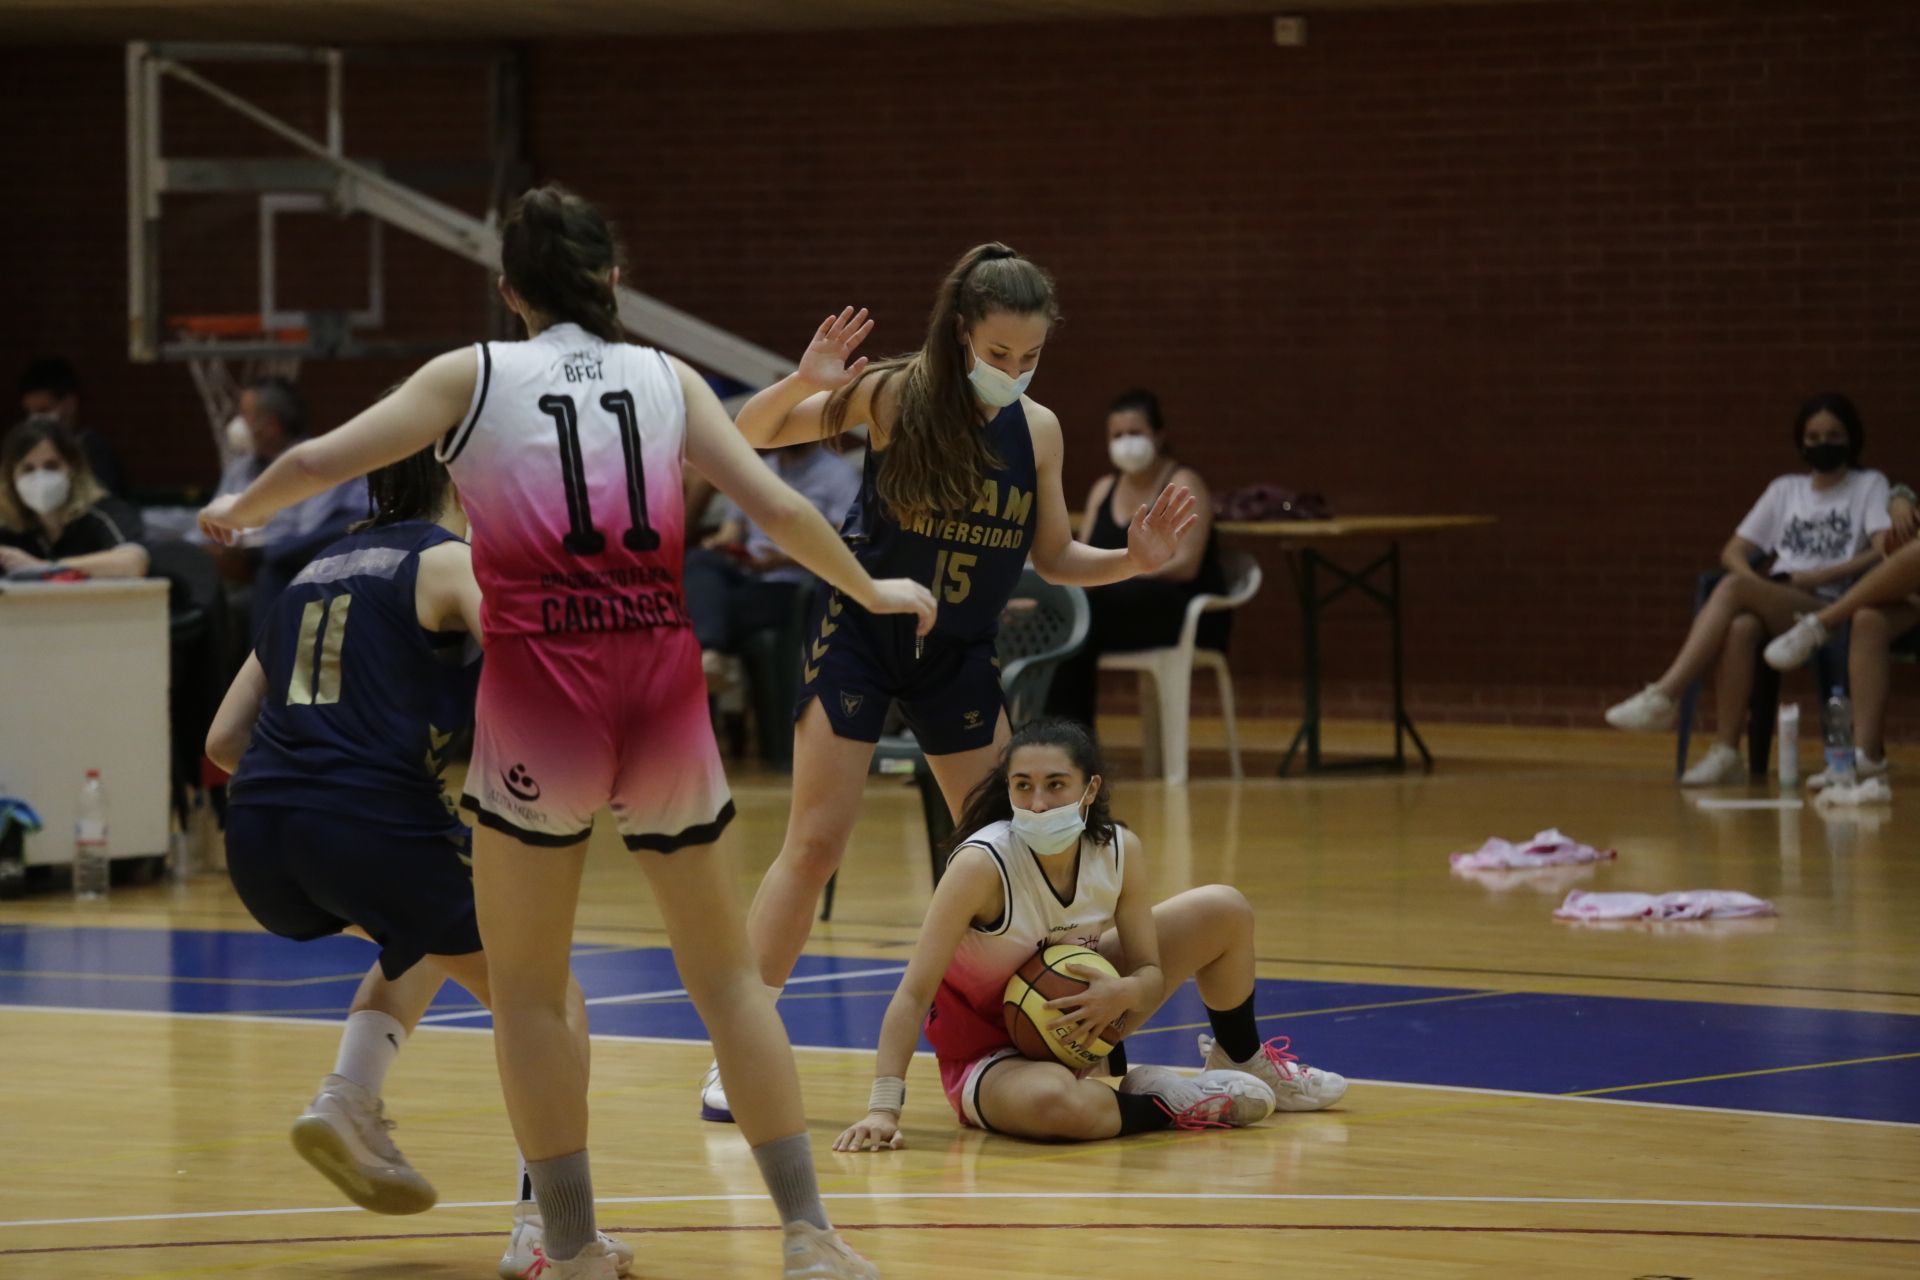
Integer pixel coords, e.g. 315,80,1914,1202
867,1076,906,1117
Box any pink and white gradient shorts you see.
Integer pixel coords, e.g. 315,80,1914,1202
462,629,733,852
938,1047,1024,1131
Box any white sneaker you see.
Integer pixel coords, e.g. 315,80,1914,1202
1680,743,1747,787
1764,614,1828,670
1808,753,1888,791
500,1205,634,1279
699,1060,734,1123
1197,1034,1347,1112
781,1221,880,1279
1119,1063,1275,1128
1605,684,1678,732
528,1239,619,1280
289,1074,436,1215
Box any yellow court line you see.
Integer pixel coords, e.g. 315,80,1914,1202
0,968,369,988
1567,1050,1920,1098
1127,989,1510,1037
1331,1051,1920,1130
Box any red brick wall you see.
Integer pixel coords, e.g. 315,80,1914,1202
5,0,1917,732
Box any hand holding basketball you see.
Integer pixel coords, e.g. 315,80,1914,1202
833,1111,904,1153
1042,963,1138,1053
1126,483,1200,574
797,305,874,391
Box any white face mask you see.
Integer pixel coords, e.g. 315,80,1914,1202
1010,786,1092,856
15,468,70,516
966,342,1035,408
1108,434,1157,475
225,414,254,457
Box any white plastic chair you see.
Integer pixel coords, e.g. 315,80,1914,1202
1098,547,1262,784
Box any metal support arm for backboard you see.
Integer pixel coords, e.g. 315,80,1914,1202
127,42,792,386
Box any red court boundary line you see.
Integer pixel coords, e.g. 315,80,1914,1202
2,1222,1915,1257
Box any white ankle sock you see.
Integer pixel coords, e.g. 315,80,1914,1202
517,1155,533,1206
332,1010,406,1096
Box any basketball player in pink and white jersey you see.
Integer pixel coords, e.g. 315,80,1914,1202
834,719,1346,1152
200,185,930,1280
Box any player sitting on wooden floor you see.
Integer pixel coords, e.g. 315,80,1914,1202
836,718,1345,1150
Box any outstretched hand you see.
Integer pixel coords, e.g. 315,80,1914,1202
1125,483,1200,573
797,306,874,391
196,494,250,547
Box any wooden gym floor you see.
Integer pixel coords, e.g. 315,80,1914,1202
1,719,1916,1278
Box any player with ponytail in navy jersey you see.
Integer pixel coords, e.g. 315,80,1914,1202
698,244,1202,1122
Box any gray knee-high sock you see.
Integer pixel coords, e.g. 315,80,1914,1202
525,1150,596,1260
752,1132,830,1230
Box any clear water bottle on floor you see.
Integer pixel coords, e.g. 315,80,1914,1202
1777,701,1800,787
73,769,109,902
1822,687,1856,788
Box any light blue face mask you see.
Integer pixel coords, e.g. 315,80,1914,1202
1010,786,1091,856
967,342,1035,408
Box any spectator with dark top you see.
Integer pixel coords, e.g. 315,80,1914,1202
684,440,861,675
1045,389,1230,732
0,415,149,578
17,357,125,496
199,377,367,635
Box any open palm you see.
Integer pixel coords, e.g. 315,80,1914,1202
797,306,874,391
1126,483,1200,572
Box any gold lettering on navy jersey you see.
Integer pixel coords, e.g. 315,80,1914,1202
932,550,976,604
287,594,352,706
904,482,1034,553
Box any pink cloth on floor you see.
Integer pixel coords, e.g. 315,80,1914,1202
1450,829,1617,871
1553,890,1777,921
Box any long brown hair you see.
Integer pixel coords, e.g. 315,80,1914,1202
500,185,624,343
0,415,105,533
824,243,1058,528
946,718,1116,860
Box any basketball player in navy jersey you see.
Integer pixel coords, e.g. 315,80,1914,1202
205,446,630,1279
698,245,1200,1121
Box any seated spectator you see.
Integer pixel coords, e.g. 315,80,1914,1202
0,415,149,578
1045,389,1229,733
1606,393,1889,784
18,356,125,496
201,376,367,634
1765,482,1920,785
684,440,860,678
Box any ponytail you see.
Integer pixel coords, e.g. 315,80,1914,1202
824,242,1059,529
500,184,624,343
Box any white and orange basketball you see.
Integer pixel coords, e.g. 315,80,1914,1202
1002,944,1127,1069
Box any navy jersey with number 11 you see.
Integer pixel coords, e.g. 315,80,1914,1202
230,520,478,836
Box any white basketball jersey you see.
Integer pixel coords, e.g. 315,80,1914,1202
437,323,690,640
928,819,1125,1059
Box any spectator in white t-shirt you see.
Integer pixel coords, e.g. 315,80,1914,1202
1604,393,1890,785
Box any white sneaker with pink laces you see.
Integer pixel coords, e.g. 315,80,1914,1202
1119,1064,1275,1129
1198,1034,1348,1112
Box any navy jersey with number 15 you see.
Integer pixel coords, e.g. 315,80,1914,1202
840,398,1038,643
230,520,479,836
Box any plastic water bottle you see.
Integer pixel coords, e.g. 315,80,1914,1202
1777,702,1800,787
1822,688,1856,788
73,769,109,902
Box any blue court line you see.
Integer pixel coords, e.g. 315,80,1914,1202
3,925,1917,1125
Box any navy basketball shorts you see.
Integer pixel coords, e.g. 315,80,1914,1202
225,802,482,980
794,586,1006,756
